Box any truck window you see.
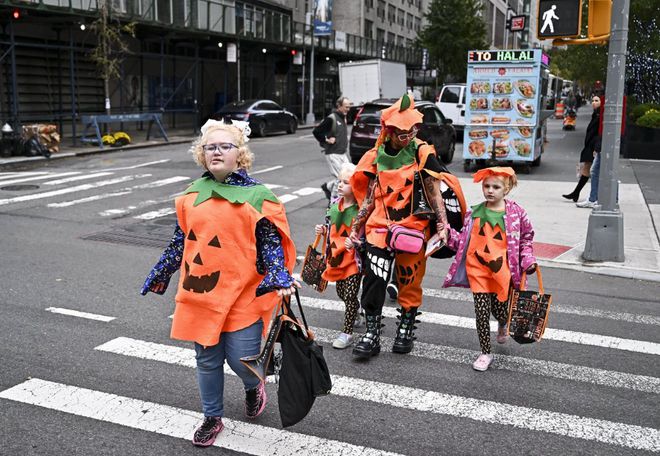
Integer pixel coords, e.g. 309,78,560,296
440,87,460,103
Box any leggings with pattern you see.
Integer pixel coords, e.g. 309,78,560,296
473,292,509,354
336,273,362,334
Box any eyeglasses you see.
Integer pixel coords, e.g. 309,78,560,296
392,127,418,142
202,142,238,154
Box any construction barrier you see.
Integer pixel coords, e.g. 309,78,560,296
554,101,565,119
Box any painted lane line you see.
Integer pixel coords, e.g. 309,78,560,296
0,174,151,206
0,171,81,186
0,171,50,179
423,287,660,326
94,338,660,452
278,194,298,204
103,159,171,171
263,183,285,190
47,176,190,209
133,207,176,220
299,134,315,139
100,197,176,217
292,187,323,196
309,328,660,395
45,307,115,322
301,297,660,356
43,172,115,185
251,165,283,175
0,379,403,456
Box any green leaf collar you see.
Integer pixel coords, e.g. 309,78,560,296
327,202,359,231
471,202,506,231
373,141,417,172
184,177,279,213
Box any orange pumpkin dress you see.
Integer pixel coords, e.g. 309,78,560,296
172,178,296,347
322,199,359,282
465,203,511,302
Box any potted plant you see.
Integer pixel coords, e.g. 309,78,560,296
625,104,660,159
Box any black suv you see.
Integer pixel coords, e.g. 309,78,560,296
349,99,456,165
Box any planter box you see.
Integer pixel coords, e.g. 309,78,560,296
624,124,660,160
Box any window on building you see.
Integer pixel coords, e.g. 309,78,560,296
397,35,405,46
407,12,413,29
365,19,374,39
388,31,395,43
366,0,374,8
388,4,396,23
377,0,386,20
494,8,505,47
414,16,421,32
397,8,404,26
377,28,385,43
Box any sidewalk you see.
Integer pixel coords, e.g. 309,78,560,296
458,115,660,282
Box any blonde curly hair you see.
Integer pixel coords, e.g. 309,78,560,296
190,124,254,170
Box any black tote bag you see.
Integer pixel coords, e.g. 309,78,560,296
278,291,332,428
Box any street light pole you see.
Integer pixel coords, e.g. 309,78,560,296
305,3,316,125
583,0,629,262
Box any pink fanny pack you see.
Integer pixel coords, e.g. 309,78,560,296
378,225,425,254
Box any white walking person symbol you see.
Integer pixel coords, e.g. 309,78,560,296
540,5,559,33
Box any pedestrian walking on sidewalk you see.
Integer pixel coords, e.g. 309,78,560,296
314,163,365,349
349,94,449,359
313,96,352,201
443,167,537,372
141,118,299,447
562,96,601,202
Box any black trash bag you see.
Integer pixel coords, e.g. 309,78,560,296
277,291,332,428
23,137,50,158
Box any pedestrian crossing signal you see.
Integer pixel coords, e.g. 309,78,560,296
587,0,612,38
537,0,582,39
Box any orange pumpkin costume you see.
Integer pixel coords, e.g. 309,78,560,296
172,180,296,347
322,199,359,282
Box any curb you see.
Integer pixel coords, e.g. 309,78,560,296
538,258,660,283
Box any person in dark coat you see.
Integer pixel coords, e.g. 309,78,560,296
562,96,601,202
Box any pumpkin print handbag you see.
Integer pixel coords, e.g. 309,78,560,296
507,266,552,344
301,232,329,292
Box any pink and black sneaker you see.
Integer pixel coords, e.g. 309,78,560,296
245,382,267,419
192,416,223,447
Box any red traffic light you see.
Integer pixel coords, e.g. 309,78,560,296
12,9,20,19
290,49,297,56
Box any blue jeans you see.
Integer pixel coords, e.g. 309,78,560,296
589,153,600,203
194,320,263,417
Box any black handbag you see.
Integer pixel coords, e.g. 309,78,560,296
278,290,332,427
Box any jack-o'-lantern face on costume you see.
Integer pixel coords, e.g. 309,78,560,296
473,223,506,273
182,228,223,293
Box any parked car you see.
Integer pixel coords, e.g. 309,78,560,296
213,99,298,137
435,84,466,137
349,99,456,165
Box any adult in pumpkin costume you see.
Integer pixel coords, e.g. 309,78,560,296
443,167,537,372
349,94,451,359
141,118,298,447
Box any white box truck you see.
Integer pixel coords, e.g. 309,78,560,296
338,60,407,106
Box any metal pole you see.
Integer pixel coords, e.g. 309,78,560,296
70,30,77,146
9,20,19,128
305,4,316,125
301,49,306,121
583,0,629,262
237,41,241,101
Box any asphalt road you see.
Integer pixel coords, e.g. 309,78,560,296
0,125,659,455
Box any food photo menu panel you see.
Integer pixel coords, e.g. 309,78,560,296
463,50,542,162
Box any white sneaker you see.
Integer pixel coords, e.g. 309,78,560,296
332,332,354,349
576,200,597,208
354,309,365,328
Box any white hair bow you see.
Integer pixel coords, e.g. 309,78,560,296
200,118,251,143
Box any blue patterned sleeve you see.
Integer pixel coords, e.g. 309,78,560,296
255,218,294,296
141,223,184,295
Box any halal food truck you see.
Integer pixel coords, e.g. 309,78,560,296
463,49,550,172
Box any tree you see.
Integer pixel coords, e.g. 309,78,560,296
89,0,136,117
418,0,487,85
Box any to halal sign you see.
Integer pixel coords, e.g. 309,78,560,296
537,0,582,39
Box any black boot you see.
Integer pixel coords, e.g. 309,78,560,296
352,314,383,359
392,306,420,354
562,175,589,202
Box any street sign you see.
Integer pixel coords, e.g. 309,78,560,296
508,15,527,32
226,43,237,63
537,0,582,39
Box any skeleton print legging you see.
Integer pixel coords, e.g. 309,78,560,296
473,292,509,354
336,273,362,334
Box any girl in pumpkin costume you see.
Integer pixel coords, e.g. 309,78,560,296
315,163,364,349
443,167,537,372
141,119,299,447
349,94,455,359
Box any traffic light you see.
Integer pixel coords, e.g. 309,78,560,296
12,8,20,20
587,0,611,38
290,49,297,56
537,0,581,39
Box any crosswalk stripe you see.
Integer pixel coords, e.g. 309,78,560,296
45,307,115,322
43,172,114,185
0,379,402,456
94,337,660,452
292,187,323,196
300,297,660,356
422,287,660,326
279,194,298,203
0,171,50,180
104,159,171,171
0,171,81,186
251,165,283,175
0,174,151,206
309,328,660,394
48,177,189,209
133,207,176,220
99,196,176,217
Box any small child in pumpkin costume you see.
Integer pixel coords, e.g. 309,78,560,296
141,118,299,447
315,163,364,349
443,167,537,372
